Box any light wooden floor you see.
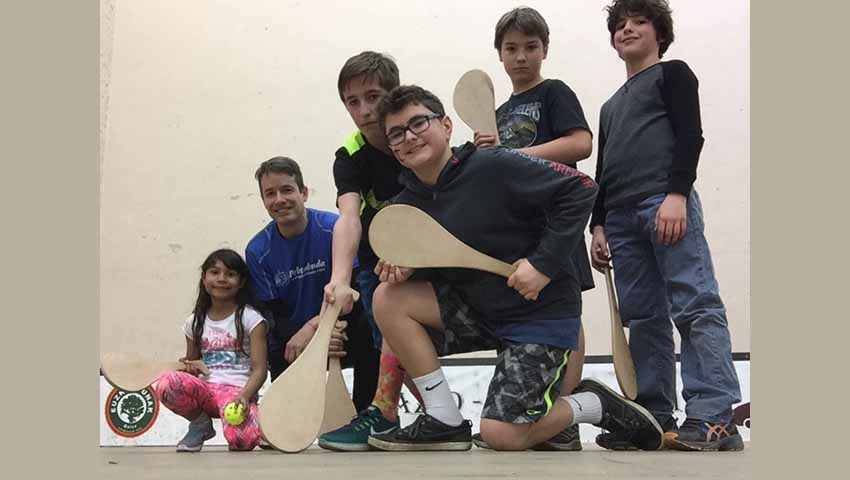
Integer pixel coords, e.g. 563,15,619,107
99,443,752,479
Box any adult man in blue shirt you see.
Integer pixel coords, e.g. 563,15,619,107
246,156,379,412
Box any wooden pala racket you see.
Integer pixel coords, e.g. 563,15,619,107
100,352,209,391
604,267,638,400
453,69,498,136
258,287,359,453
369,204,515,277
319,357,357,434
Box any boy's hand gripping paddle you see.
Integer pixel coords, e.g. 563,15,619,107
100,352,210,391
453,69,498,135
369,204,515,277
258,287,359,453
604,267,638,400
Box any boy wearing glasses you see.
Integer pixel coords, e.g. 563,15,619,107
589,0,743,452
472,5,595,452
365,85,664,452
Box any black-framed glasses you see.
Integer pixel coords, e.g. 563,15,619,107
385,114,443,146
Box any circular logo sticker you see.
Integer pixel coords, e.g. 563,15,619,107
105,387,160,438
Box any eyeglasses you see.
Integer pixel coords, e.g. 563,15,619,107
385,114,443,146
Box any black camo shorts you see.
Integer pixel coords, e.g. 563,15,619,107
425,281,573,424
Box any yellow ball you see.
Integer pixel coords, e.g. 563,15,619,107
223,402,245,426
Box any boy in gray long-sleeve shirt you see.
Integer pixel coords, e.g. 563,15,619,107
589,0,743,452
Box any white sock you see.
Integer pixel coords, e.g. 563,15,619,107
412,369,463,426
562,392,603,425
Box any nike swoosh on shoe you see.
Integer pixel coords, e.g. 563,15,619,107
370,425,398,435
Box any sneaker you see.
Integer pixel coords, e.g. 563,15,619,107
531,424,582,451
471,433,490,449
596,416,678,451
368,414,472,452
665,418,745,452
472,424,582,451
574,378,663,451
318,406,399,452
176,413,216,452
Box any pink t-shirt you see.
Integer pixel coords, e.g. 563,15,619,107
183,306,266,387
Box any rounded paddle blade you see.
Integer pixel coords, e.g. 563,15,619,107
369,204,514,277
258,304,340,452
101,352,204,391
453,69,498,135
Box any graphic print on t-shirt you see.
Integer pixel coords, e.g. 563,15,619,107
202,324,250,376
497,101,542,148
272,258,328,288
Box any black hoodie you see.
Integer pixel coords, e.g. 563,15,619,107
393,143,598,340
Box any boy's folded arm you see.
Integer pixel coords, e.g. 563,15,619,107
528,180,598,279
505,153,598,278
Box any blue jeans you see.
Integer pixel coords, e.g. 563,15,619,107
355,269,383,350
605,190,741,423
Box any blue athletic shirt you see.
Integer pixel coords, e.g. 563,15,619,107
245,208,357,341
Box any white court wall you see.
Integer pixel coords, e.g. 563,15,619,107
100,0,749,358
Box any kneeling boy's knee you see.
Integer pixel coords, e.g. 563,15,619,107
371,282,395,327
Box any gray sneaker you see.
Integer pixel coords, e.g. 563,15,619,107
472,424,582,451
531,424,582,451
176,413,216,452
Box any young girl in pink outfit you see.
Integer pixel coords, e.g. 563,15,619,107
155,249,268,452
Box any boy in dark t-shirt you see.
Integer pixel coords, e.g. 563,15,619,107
365,85,663,452
589,0,743,452
473,6,594,451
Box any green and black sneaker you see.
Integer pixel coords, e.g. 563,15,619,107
318,406,399,452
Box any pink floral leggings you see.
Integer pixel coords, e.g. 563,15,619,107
154,371,260,451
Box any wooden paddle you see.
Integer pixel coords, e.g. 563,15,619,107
369,204,515,277
604,267,638,400
453,69,498,135
258,287,359,453
100,352,209,391
319,357,357,434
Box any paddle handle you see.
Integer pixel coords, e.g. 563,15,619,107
604,266,638,400
485,257,518,278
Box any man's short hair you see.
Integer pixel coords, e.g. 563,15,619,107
494,6,550,52
337,51,400,101
254,156,305,192
376,85,446,134
605,0,675,58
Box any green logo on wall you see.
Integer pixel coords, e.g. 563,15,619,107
105,387,159,438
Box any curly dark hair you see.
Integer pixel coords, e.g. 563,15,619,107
376,85,446,135
605,0,674,58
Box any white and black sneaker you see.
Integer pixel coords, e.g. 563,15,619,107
575,378,663,451
368,414,472,452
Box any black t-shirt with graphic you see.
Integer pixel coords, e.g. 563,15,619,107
496,79,595,291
